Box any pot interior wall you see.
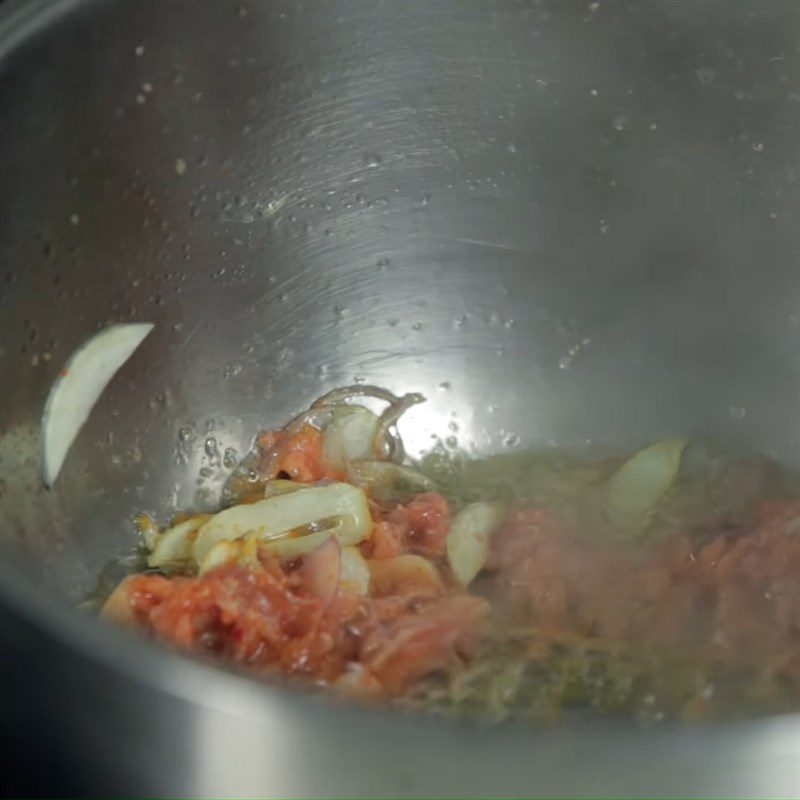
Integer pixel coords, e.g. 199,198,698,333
0,0,797,599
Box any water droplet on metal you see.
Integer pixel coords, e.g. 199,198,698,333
559,337,591,370
728,406,747,421
695,67,716,84
612,114,628,131
223,447,239,469
204,436,221,467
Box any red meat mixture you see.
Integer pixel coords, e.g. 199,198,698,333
102,418,800,720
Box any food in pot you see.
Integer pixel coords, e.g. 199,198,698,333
102,386,800,723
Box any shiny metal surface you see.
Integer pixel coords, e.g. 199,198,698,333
0,0,798,795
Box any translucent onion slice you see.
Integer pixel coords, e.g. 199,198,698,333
311,384,403,408
192,482,371,565
262,479,310,498
199,539,245,575
348,460,436,500
264,530,334,560
367,554,443,596
42,323,154,487
371,391,425,461
446,502,505,585
311,384,425,462
147,515,211,569
322,407,380,473
604,437,689,534
198,534,260,575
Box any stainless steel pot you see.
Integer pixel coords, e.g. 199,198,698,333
1,0,798,796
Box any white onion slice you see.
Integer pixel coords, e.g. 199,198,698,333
199,540,243,575
322,407,380,472
446,502,505,585
367,554,443,595
42,323,154,487
192,482,371,565
148,515,211,569
198,534,261,575
348,460,436,494
264,530,335,560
